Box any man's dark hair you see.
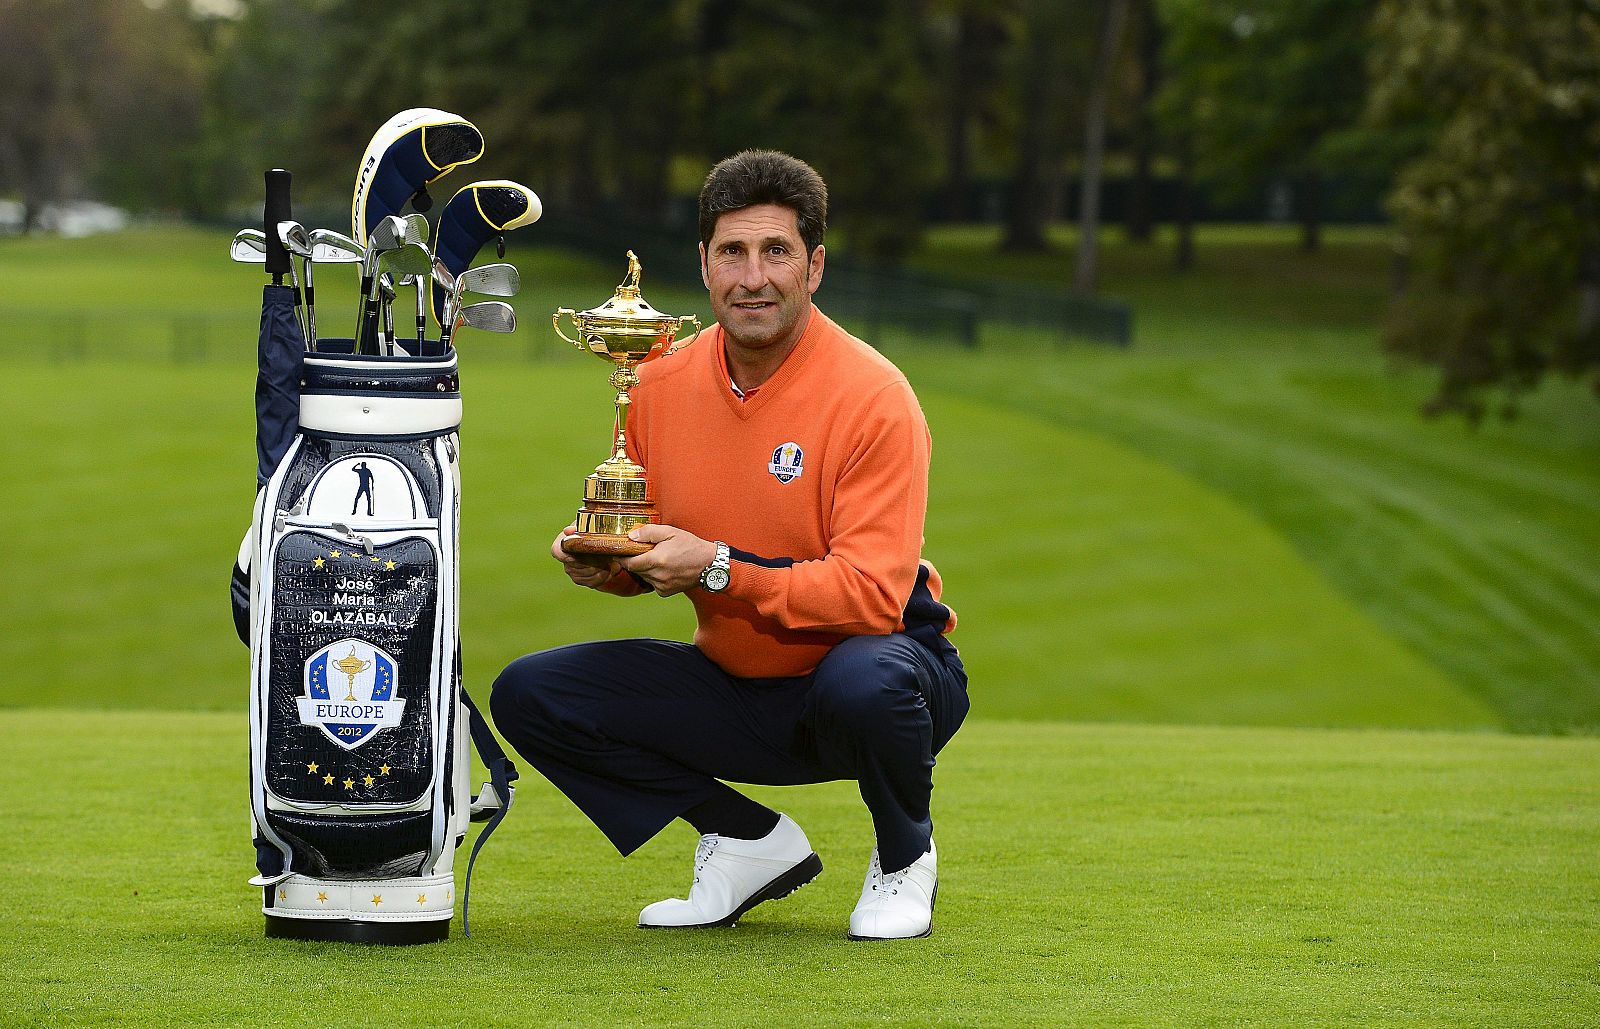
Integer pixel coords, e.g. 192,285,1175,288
698,150,828,255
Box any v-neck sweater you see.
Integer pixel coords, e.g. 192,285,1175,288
614,305,956,678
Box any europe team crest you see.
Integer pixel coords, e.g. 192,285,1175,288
298,638,407,750
768,441,805,484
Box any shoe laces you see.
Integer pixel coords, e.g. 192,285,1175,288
692,835,721,884
867,851,905,896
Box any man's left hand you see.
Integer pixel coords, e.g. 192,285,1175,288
620,524,718,597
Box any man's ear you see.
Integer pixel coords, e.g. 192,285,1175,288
699,242,710,290
807,244,826,293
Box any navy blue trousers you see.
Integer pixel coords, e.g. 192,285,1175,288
490,633,969,873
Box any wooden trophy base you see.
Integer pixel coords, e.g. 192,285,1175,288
561,532,652,560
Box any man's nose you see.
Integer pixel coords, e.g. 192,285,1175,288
737,252,767,291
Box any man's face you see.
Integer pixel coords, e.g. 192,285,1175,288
700,203,825,352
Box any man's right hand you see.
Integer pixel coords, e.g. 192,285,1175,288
551,525,621,589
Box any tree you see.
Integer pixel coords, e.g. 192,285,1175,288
1073,0,1132,291
696,0,939,260
1155,0,1376,255
0,0,207,225
999,0,1092,252
928,1,1013,222
1369,0,1600,417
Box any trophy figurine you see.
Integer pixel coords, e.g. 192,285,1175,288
553,252,700,559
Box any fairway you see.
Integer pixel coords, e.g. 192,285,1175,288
1,712,1596,1026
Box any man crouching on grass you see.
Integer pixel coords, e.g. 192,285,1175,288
491,150,968,940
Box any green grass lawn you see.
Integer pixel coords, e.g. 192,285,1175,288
2,223,1597,1024
2,711,1596,1027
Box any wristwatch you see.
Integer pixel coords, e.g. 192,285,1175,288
699,541,731,593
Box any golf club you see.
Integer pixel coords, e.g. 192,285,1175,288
308,228,364,265
230,229,267,263
376,241,433,354
356,215,409,355
277,221,315,350
454,300,517,336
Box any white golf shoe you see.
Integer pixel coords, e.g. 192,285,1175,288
847,840,937,940
638,814,822,929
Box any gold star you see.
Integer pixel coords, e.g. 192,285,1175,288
343,778,355,790
278,888,287,900
371,894,383,906
363,774,376,787
322,773,334,785
446,890,452,902
379,764,391,776
316,892,328,903
417,893,428,905
384,560,397,571
313,557,325,569
330,549,342,558
306,761,319,773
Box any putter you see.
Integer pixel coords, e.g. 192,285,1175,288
277,221,315,350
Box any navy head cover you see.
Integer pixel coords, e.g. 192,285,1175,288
431,180,542,327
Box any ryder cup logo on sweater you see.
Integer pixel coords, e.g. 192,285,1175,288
298,638,407,750
768,442,805,484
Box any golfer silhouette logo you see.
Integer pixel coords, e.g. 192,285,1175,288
350,461,376,516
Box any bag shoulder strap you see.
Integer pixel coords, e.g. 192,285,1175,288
460,686,517,938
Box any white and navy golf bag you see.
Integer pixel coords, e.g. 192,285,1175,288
232,314,515,944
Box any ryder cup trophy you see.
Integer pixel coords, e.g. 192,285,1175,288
552,252,700,559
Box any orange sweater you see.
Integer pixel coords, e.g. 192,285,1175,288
608,306,956,678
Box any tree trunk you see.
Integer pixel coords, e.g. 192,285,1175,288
1577,245,1600,340
1174,134,1196,271
1074,0,1131,293
941,12,975,222
1171,136,1196,270
1002,24,1061,252
1125,0,1160,243
1297,166,1323,253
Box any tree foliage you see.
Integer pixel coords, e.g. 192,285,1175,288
0,0,208,224
1370,0,1600,417
1155,0,1376,251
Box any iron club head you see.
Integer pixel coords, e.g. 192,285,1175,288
230,229,267,262
459,262,520,298
456,300,517,334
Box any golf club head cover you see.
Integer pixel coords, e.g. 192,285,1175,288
431,180,542,327
352,109,485,246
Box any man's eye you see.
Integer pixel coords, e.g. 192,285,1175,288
768,246,787,256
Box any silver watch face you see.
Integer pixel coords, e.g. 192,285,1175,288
703,566,730,592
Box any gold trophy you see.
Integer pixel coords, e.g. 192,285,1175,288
332,646,372,702
553,252,700,559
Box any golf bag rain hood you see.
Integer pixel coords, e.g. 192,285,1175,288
234,321,515,945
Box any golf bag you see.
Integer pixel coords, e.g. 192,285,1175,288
233,324,515,944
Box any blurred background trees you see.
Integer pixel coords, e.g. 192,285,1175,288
0,0,1595,414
